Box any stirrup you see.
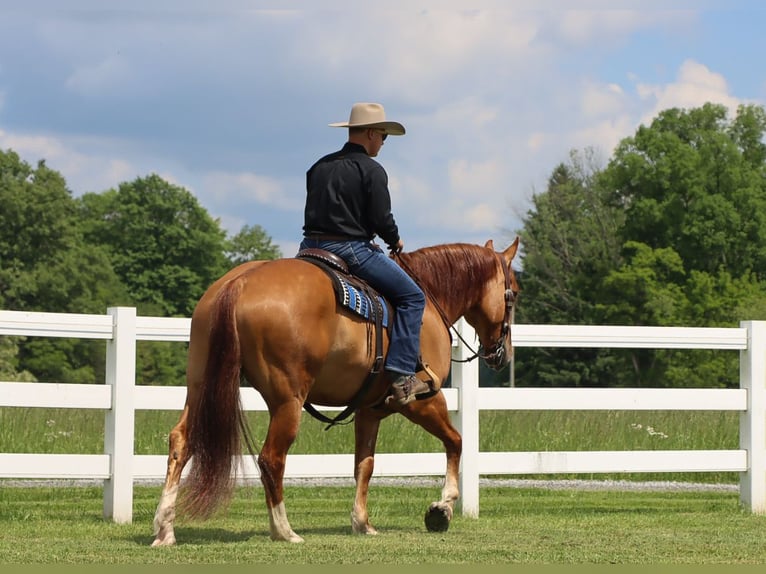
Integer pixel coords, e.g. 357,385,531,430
388,374,430,406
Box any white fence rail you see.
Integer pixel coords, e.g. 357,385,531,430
1,307,764,524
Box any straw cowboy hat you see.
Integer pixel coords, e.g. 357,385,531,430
329,102,406,136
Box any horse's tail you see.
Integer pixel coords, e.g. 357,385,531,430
181,274,258,519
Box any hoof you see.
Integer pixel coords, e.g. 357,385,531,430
151,535,176,547
271,531,305,543
424,502,451,533
351,513,379,535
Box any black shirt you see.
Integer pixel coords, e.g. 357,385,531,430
303,142,400,249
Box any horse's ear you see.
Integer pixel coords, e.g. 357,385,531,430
502,236,520,263
484,239,494,250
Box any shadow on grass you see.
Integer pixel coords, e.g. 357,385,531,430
131,527,263,546
133,521,417,546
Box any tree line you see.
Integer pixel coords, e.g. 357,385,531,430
508,102,766,389
0,153,281,385
3,102,765,388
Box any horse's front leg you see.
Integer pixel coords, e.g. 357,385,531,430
401,391,461,532
351,409,383,535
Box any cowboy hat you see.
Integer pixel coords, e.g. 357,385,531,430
329,102,406,135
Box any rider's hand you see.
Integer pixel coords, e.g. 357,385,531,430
390,239,404,254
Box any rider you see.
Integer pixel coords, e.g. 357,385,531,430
300,102,429,406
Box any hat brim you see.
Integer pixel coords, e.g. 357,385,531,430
328,120,405,136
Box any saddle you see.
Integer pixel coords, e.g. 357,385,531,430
297,248,391,328
295,248,439,427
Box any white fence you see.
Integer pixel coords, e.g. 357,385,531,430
1,307,764,524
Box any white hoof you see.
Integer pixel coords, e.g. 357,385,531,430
151,533,176,547
271,531,304,543
351,512,379,535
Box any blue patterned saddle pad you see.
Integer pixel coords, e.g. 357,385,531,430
336,275,390,328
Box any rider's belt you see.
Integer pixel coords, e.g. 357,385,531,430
304,234,360,242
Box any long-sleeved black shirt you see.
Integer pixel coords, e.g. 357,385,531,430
303,142,400,249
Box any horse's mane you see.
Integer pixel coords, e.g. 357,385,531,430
397,243,498,317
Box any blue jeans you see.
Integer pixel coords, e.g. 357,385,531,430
300,239,425,375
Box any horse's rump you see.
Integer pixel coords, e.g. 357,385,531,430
217,259,390,407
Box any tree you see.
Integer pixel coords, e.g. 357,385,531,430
0,337,36,382
78,174,230,318
607,103,766,279
513,149,626,387
601,103,766,387
0,150,130,384
514,103,766,389
77,175,238,386
225,224,282,265
0,151,122,312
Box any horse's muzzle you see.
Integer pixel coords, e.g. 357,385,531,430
482,340,510,371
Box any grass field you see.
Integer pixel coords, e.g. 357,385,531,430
0,405,760,564
1,483,764,564
0,407,741,483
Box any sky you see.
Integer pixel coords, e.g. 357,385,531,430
1,1,765,258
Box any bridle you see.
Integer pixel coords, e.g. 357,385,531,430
394,250,517,368
454,251,516,368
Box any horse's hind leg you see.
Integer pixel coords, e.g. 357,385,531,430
151,405,191,546
258,398,304,543
351,410,382,535
401,392,462,533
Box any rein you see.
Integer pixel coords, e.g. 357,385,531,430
393,250,515,366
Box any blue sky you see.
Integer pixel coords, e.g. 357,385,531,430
1,2,765,257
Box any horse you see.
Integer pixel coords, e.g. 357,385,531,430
151,237,520,545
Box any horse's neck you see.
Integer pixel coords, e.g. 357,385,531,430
401,245,489,325
423,277,482,328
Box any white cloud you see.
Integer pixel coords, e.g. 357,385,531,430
510,57,747,198
396,157,507,235
293,11,543,104
569,117,636,158
551,9,689,45
202,171,302,211
0,129,138,192
448,157,504,199
581,81,626,119
636,59,742,123
390,173,432,205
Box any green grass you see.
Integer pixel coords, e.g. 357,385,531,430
0,407,740,483
0,484,764,564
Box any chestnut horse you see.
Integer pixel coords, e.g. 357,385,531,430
151,237,519,545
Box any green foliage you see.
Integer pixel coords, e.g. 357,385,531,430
0,337,36,382
515,103,766,389
0,150,126,314
517,149,624,325
0,152,280,385
78,174,230,318
225,223,282,264
514,149,626,387
0,150,128,383
609,103,766,279
136,340,187,387
599,241,686,326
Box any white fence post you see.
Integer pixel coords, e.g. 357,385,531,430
103,307,137,523
740,320,766,514
451,318,480,517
